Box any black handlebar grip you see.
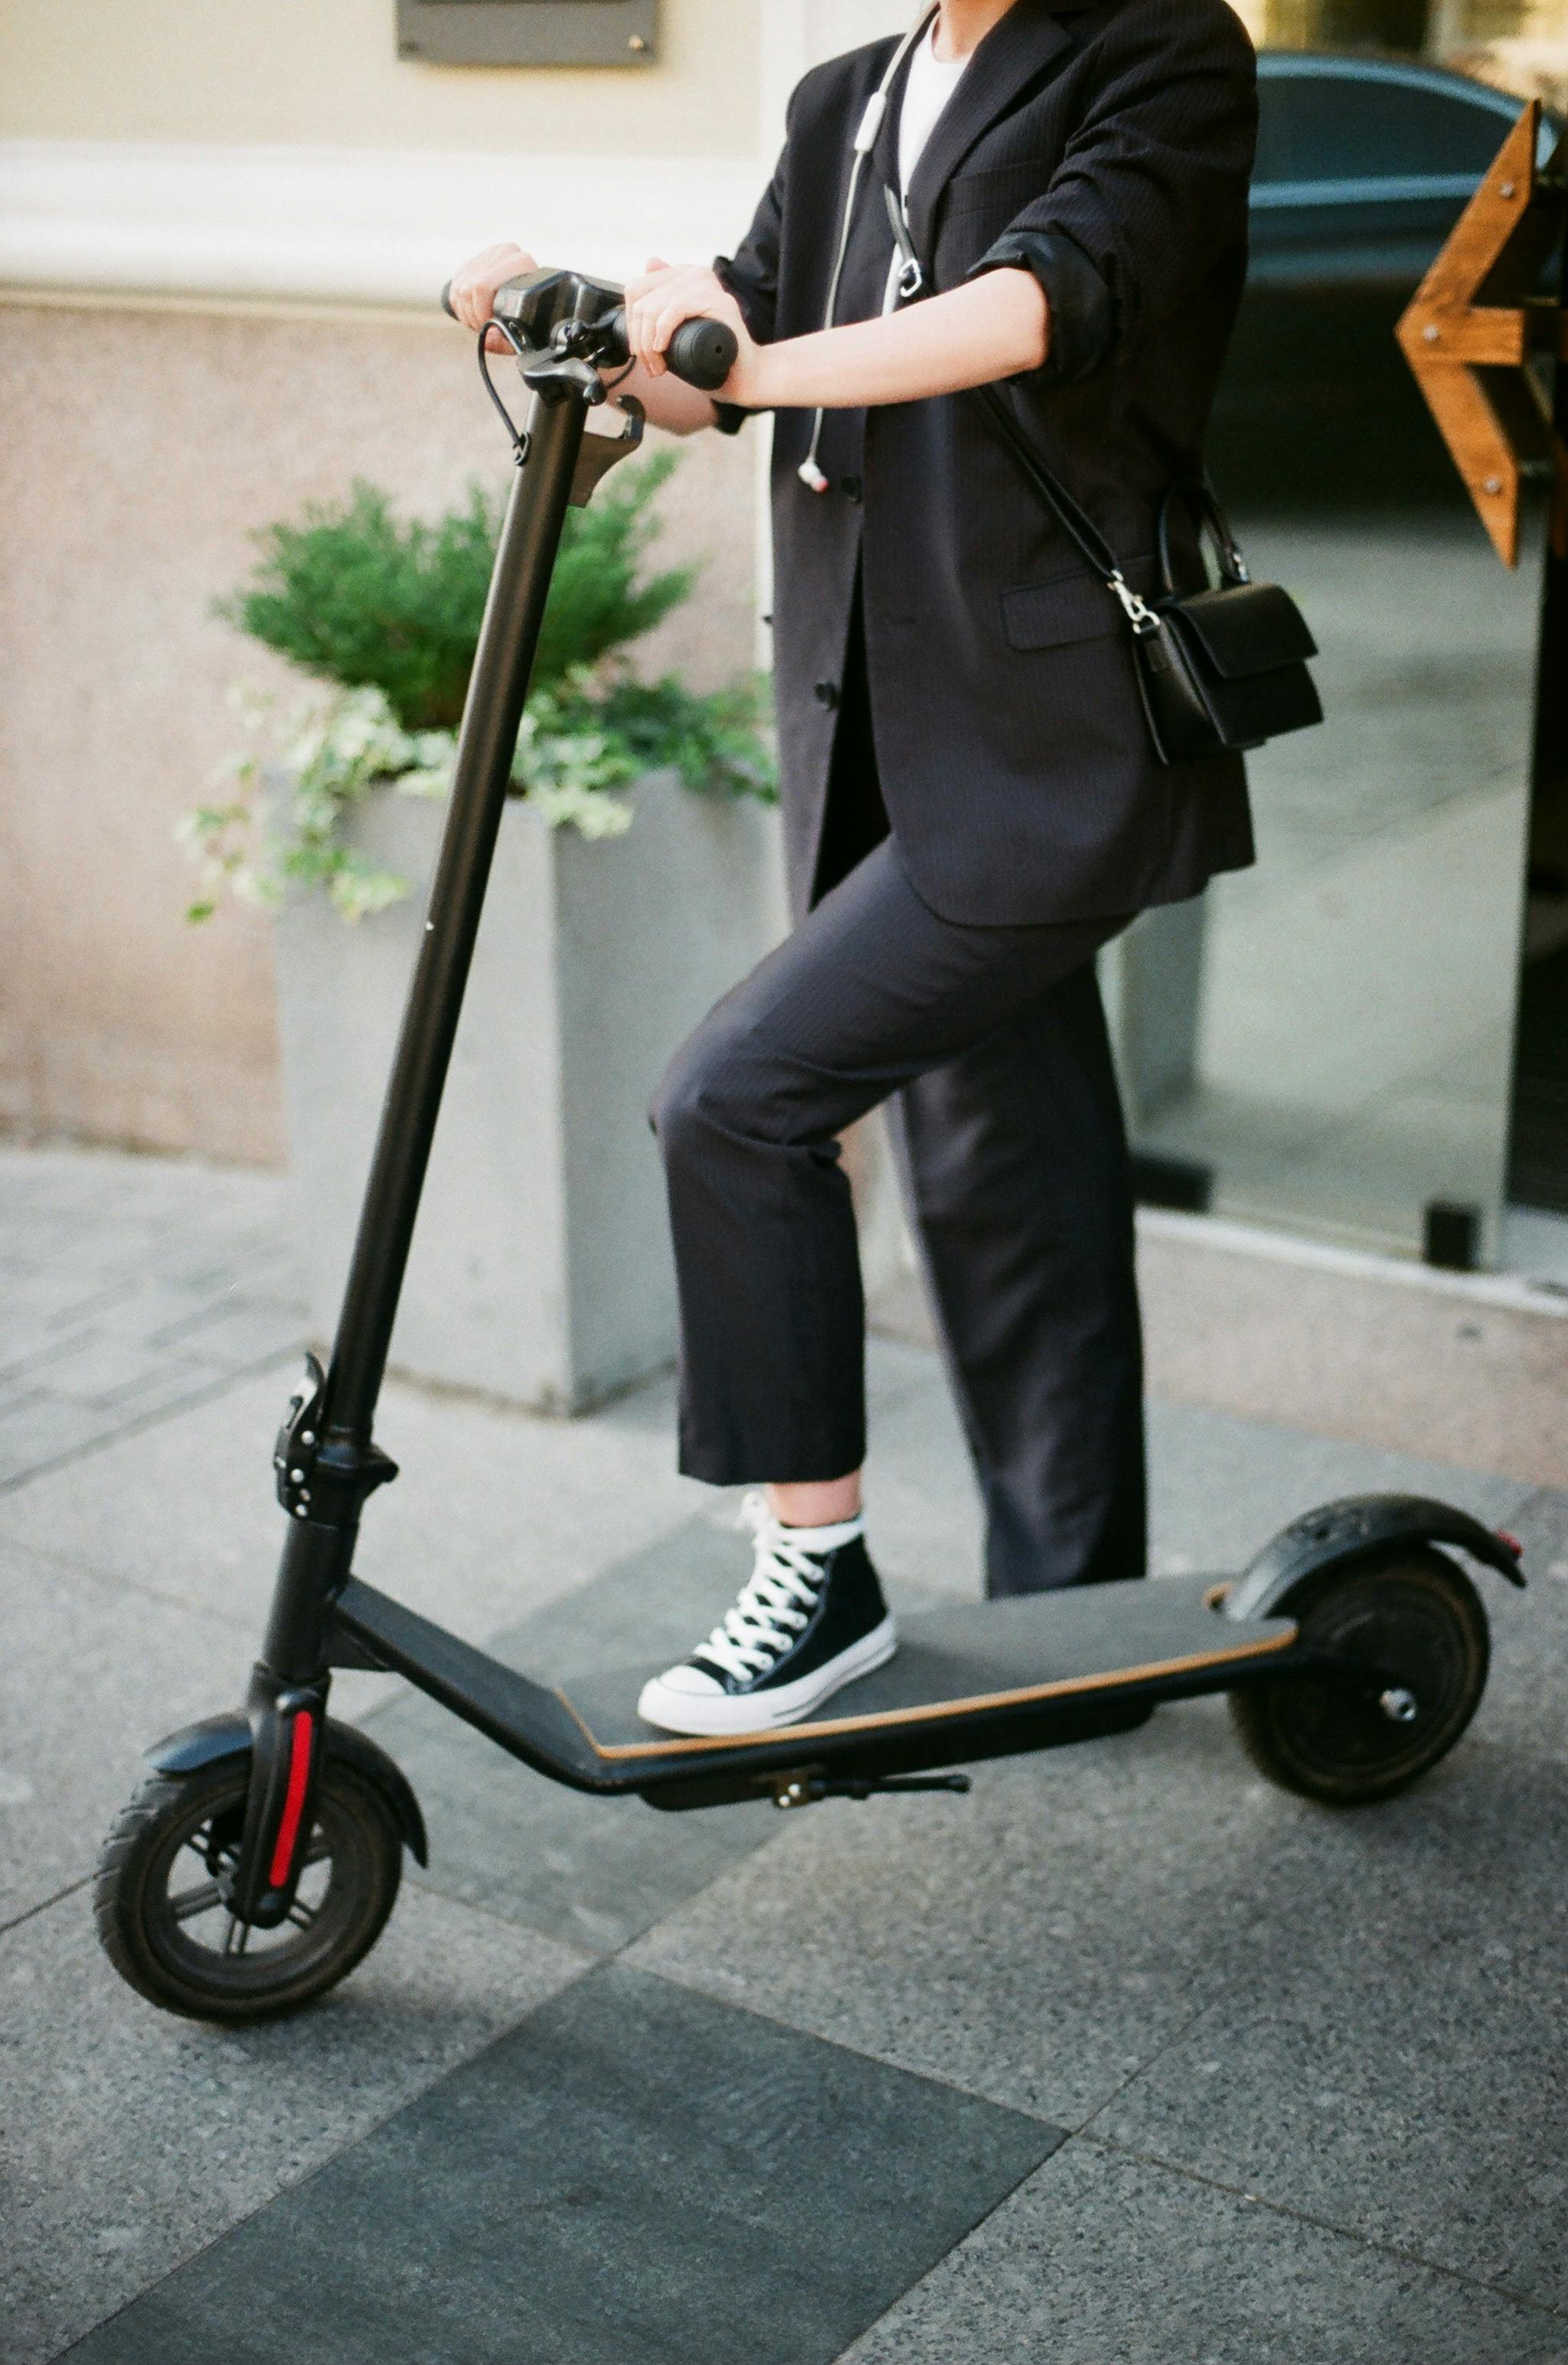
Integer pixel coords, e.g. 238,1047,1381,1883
665,315,739,391
605,308,737,392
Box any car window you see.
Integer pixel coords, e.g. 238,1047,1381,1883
1256,67,1522,183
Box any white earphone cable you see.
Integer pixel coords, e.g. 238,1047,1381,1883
796,6,936,493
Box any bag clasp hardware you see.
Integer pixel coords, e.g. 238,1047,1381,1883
1109,573,1160,636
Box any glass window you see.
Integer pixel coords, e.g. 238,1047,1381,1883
1106,2,1563,1261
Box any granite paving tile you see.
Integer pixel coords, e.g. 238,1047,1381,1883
0,1396,132,1489
1092,1739,1568,2309
629,1690,1298,2127
838,2139,1568,2365
0,1364,715,1643
61,1963,1061,2365
1144,1396,1531,1576
0,1539,240,1926
2,1883,588,2365
6,1333,210,1408
852,1367,1531,1598
1485,1485,1568,1757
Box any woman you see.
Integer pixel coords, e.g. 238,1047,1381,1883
449,0,1258,1736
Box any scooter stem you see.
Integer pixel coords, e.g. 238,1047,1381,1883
322,386,589,1442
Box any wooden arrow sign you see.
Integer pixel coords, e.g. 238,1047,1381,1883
1396,98,1566,567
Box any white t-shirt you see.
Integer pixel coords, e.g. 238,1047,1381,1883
898,19,969,194
884,21,969,310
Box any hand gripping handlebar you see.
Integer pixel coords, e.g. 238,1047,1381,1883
439,269,737,394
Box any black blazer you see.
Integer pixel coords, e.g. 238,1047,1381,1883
716,0,1259,926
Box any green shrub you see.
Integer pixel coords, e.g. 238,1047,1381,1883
215,452,695,729
184,452,774,924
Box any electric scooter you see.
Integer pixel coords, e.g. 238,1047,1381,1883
94,269,1526,2023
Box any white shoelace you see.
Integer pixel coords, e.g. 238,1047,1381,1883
691,1493,839,1683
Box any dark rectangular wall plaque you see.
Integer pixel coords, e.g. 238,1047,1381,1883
396,0,658,69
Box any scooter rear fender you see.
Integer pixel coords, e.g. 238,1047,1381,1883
145,1711,428,1866
1222,1492,1525,1625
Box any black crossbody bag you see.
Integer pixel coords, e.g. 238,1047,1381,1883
975,384,1323,768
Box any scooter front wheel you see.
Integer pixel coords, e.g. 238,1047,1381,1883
1228,1545,1488,1806
94,1757,403,2022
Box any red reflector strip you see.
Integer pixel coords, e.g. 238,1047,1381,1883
268,1712,315,1891
1496,1530,1523,1557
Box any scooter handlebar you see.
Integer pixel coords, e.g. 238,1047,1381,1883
603,308,738,393
438,281,737,394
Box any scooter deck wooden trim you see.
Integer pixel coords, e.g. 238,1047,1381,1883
554,1576,1299,1762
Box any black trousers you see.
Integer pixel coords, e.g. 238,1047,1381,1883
651,616,1148,1596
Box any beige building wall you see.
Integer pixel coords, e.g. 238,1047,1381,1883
10,0,1553,1166
0,0,759,154
0,304,756,1165
0,0,768,1165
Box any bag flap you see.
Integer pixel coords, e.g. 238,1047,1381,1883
1159,582,1318,678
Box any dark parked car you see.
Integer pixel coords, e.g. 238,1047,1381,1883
1250,51,1557,283
1214,53,1559,509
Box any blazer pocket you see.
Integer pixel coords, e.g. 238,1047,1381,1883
942,160,1048,217
1001,571,1121,652
1001,555,1155,652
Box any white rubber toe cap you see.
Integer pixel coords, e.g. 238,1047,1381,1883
636,1616,897,1737
636,1662,724,1725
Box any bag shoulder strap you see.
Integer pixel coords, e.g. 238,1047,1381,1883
971,384,1158,635
1157,477,1251,591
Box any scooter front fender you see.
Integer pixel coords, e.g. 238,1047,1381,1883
146,1710,251,1776
1223,1492,1525,1625
326,1722,429,1867
143,1710,427,1867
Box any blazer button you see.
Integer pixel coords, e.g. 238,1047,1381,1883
814,679,838,709
840,474,863,503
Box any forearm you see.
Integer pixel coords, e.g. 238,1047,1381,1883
741,269,1047,411
603,358,721,436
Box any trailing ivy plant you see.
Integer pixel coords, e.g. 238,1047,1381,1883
182,452,774,924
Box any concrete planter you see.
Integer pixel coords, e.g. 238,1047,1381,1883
273,773,786,1413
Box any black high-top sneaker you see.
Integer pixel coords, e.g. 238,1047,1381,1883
637,1493,897,1736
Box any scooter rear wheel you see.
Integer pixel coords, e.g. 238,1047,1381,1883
1228,1546,1488,1806
94,1757,402,2022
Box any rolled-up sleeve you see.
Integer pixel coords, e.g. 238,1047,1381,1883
710,113,791,432
966,0,1256,384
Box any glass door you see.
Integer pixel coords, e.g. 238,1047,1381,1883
1106,2,1565,1265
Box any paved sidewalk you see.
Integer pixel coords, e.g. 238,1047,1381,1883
2,1142,1566,2364
0,1148,302,1490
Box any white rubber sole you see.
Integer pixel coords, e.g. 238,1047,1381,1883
636,1615,899,1737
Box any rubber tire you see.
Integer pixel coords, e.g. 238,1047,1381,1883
95,1756,403,2023
1228,1546,1488,1806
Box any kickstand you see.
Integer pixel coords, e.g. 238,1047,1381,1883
771,1772,972,1810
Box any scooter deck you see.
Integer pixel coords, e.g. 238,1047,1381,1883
332,1571,1298,1803
557,1575,1297,1761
